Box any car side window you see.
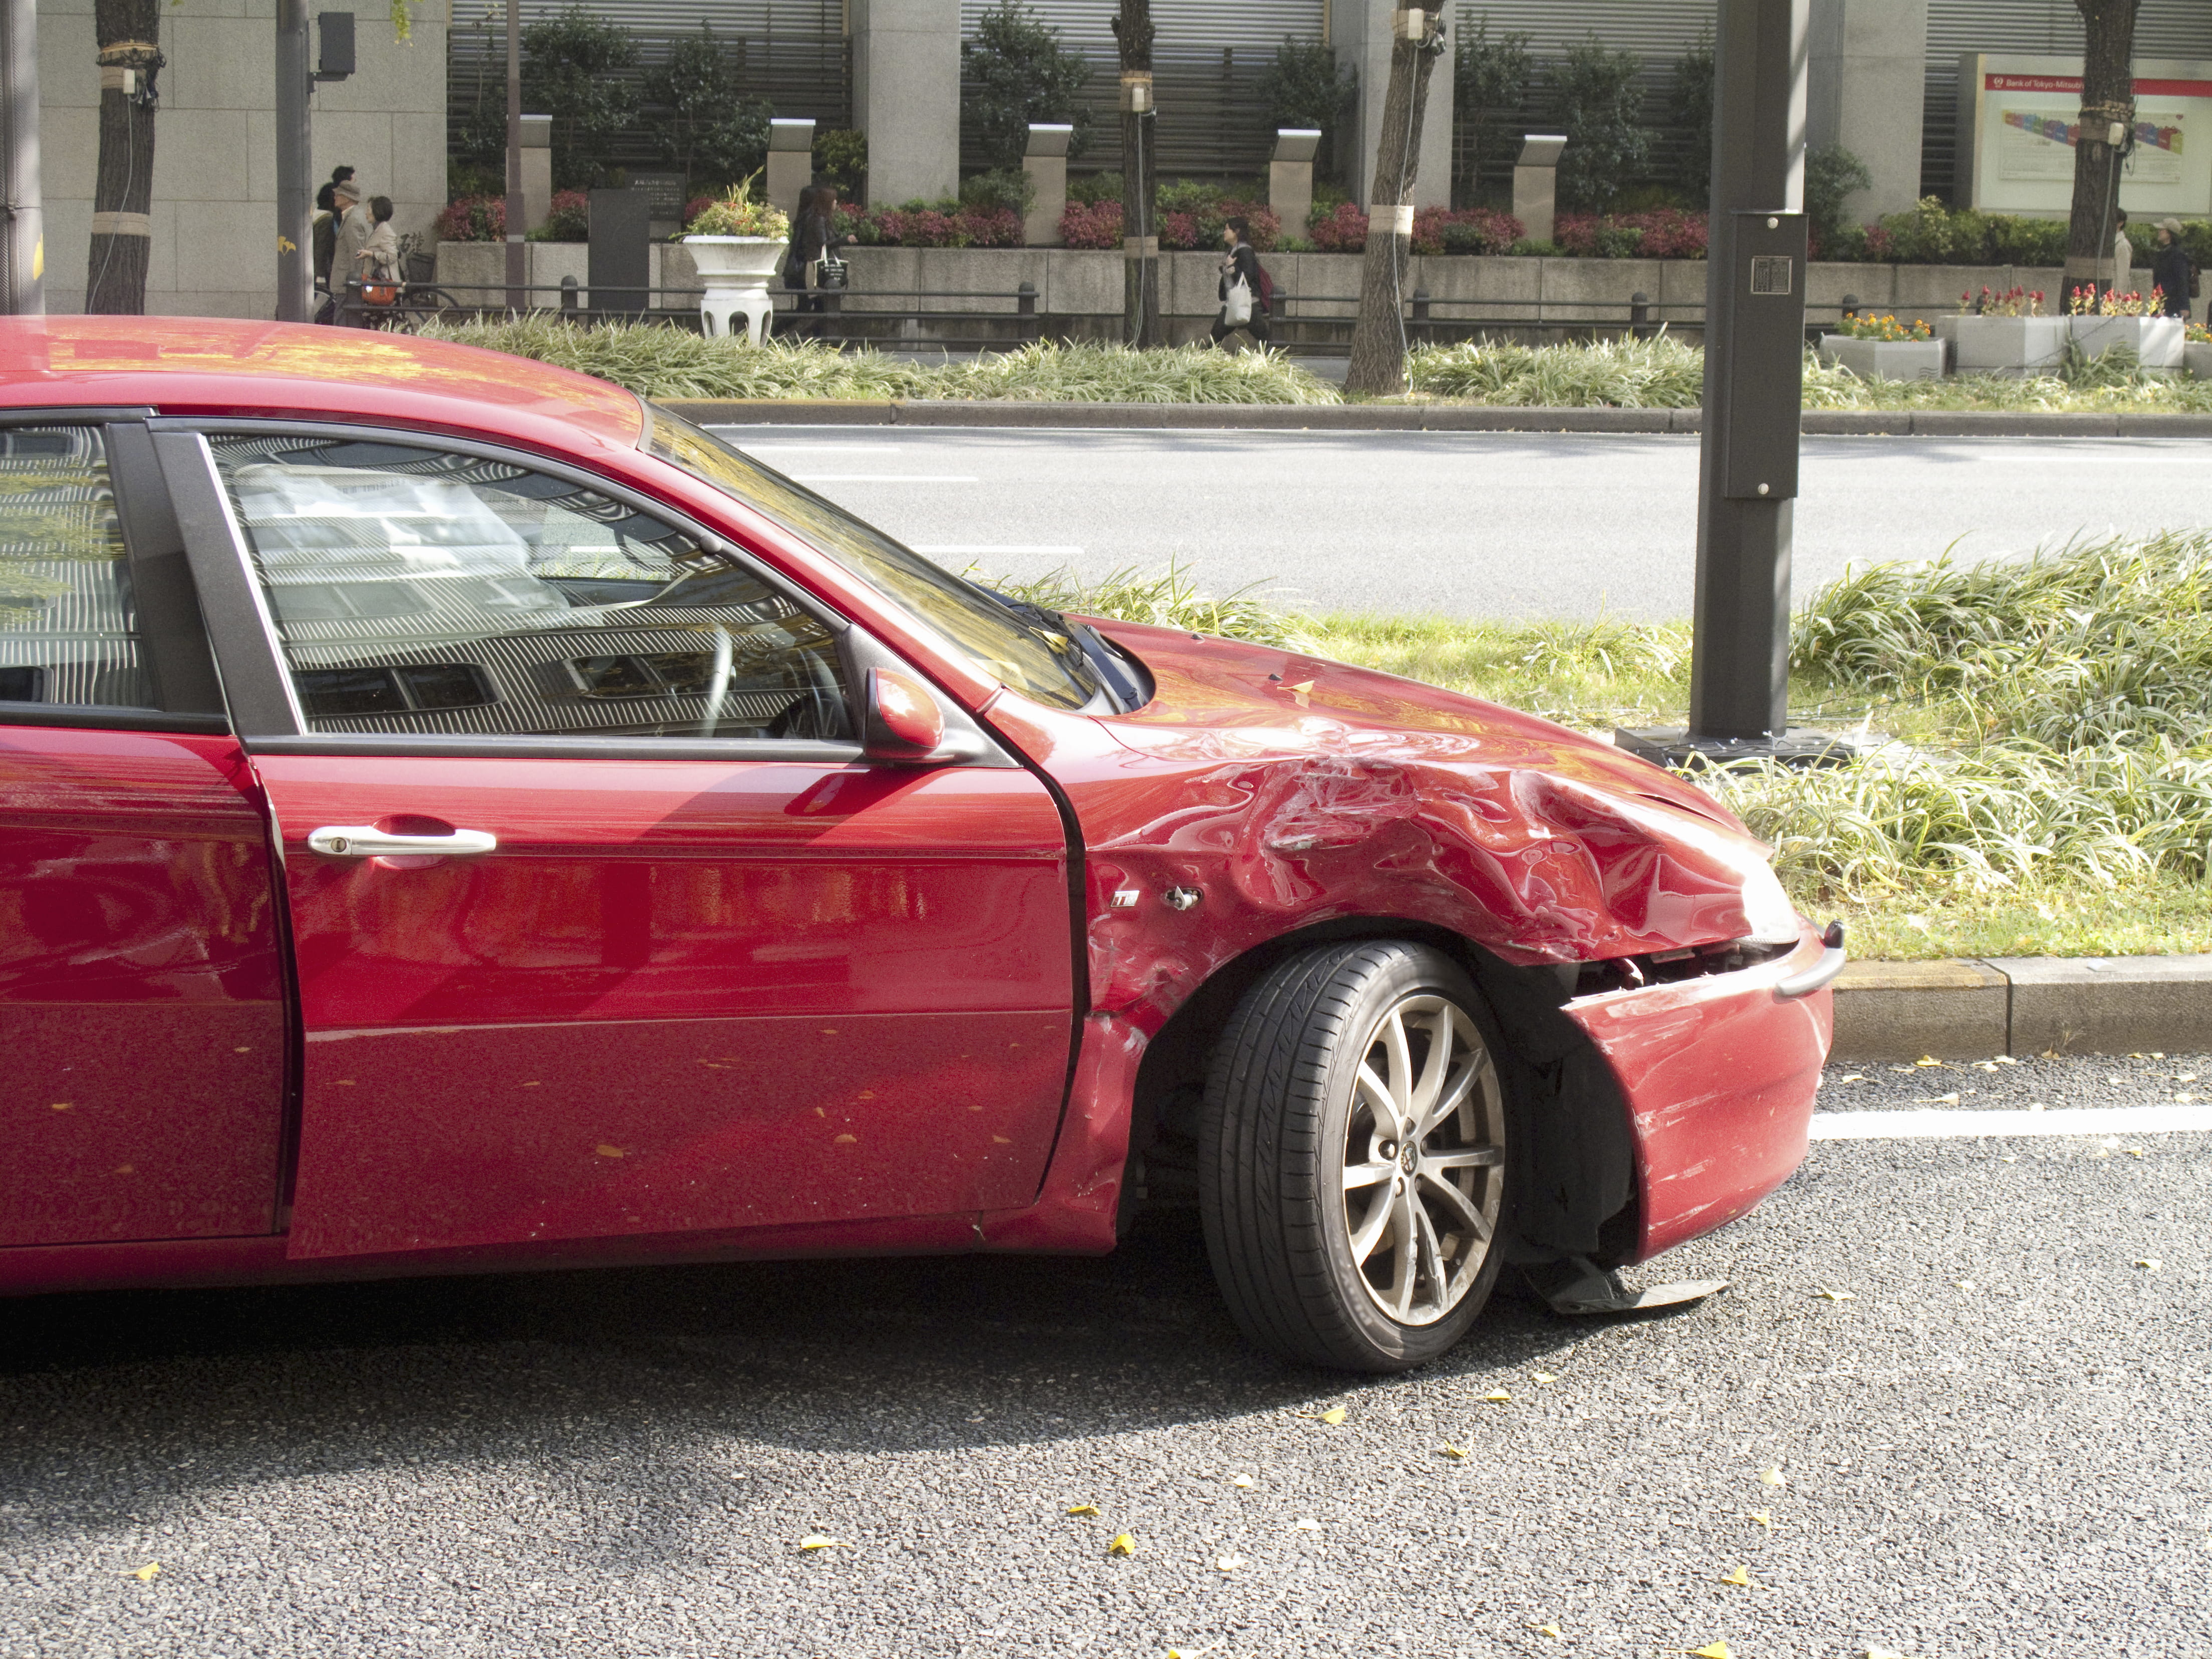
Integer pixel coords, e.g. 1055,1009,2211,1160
0,425,154,710
205,434,850,741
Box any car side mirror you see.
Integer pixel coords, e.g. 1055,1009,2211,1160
864,666,958,763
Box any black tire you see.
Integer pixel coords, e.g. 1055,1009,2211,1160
1198,941,1513,1372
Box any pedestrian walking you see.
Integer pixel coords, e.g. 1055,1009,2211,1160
782,184,843,340
353,196,403,325
320,178,371,323
1210,217,1270,348
2149,218,2196,320
312,165,355,298
2109,209,2134,293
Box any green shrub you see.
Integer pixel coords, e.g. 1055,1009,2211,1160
962,1,1093,168
1804,144,1871,253
1258,36,1357,191
814,129,868,198
522,8,640,190
1068,170,1123,205
1407,336,1705,407
1546,39,1649,212
960,168,1037,218
1453,19,1531,204
1669,32,1715,206
645,25,771,191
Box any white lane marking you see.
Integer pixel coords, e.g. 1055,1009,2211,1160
1811,1105,2212,1140
727,443,905,452
907,555,1088,571
789,474,979,483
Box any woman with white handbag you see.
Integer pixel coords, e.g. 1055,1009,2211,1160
1211,217,1270,348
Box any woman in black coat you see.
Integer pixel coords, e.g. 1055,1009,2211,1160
2148,218,2194,320
783,184,842,339
1211,217,1269,346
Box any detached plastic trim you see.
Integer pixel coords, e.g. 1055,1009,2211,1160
1775,921,1847,1000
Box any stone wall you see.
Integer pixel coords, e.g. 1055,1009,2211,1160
39,0,446,319
438,241,2067,340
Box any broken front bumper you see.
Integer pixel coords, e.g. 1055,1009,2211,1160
1567,920,1837,1263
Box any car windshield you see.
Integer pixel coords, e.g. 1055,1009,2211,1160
642,407,1101,710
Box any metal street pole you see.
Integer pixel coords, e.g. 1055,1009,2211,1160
1619,0,1837,769
504,0,523,313
1,0,43,315
274,0,312,321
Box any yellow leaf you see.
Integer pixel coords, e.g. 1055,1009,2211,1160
1759,1465,1786,1487
1747,1510,1774,1529
1108,1533,1136,1557
1482,1390,1512,1405
1230,1474,1253,1488
1214,1553,1244,1572
1692,1644,1733,1659
1837,1072,1865,1082
1527,1623,1562,1638
1955,1280,1976,1291
1914,1055,1943,1067
797,1535,847,1550
1719,1564,1755,1587
1066,1504,1100,1517
2134,1258,2161,1271
1317,1407,1346,1425
1814,1286,1856,1301
1293,1518,1321,1531
1437,1443,1468,1461
129,1562,159,1581
1532,1372,1557,1384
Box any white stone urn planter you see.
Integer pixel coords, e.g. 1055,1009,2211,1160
684,235,786,345
1818,335,1945,382
1935,314,2070,377
2069,314,2185,371
2185,341,2212,381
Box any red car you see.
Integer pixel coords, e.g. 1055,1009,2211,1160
0,319,1838,1372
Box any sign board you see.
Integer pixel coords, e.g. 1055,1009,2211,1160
1957,54,2212,216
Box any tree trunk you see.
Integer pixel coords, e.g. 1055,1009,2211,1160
2064,0,2136,305
86,0,160,314
1112,1,1159,348
1345,9,1444,397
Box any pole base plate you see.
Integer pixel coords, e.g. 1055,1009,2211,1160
1613,726,1859,771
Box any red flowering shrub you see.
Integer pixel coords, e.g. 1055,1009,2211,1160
1307,201,1368,252
435,196,505,242
1410,207,1523,255
1059,199,1123,249
1553,209,1708,260
957,207,1022,248
684,194,714,225
538,189,590,241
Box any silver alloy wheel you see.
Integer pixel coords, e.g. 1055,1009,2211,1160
1337,992,1506,1326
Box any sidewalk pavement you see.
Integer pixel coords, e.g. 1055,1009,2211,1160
1833,954,2212,1061
665,399,2212,436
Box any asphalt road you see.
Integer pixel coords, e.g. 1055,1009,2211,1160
707,427,2212,620
5,1055,2209,1658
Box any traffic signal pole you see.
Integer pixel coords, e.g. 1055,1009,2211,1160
1619,0,1846,769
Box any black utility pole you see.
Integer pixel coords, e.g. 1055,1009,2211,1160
1,0,42,315
1621,0,1841,768
275,0,311,321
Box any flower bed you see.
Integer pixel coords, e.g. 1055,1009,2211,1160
1553,209,1708,260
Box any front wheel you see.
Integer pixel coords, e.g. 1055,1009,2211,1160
1199,941,1512,1372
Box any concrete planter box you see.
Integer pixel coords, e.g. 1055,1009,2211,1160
1818,335,1945,381
2186,341,2212,381
1935,314,2070,376
2070,314,2185,370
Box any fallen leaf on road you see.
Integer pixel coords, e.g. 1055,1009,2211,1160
1066,1504,1100,1516
1527,1623,1562,1639
1437,1443,1468,1460
2125,1147,2146,1158
1481,1390,1512,1405
1747,1510,1773,1529
1956,1280,1976,1291
1759,1466,1786,1487
1913,1092,1960,1105
1972,1061,1998,1072
2134,1258,2161,1271
1914,1056,1944,1067
1718,1564,1756,1587
1864,1648,1914,1659
1230,1474,1253,1488
1533,1372,1557,1384
1108,1533,1136,1557
1836,1073,1865,1083
129,1562,159,1581
1317,1407,1346,1425
1813,1287,1856,1301
1691,1643,1733,1659
1214,1553,1244,1572
1293,1518,1322,1531
797,1535,848,1551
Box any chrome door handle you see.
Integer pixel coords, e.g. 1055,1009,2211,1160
307,824,499,858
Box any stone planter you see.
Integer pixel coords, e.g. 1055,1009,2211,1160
2069,314,2185,371
2186,341,2212,381
1818,335,1945,382
685,235,786,344
1935,314,2070,377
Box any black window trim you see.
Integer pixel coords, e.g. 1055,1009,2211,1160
0,411,234,737
149,417,868,760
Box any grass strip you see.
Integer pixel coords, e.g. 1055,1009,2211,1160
989,538,2212,963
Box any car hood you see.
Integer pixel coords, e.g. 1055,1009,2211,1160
1074,617,1788,967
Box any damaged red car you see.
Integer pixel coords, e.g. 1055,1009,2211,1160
0,319,1839,1372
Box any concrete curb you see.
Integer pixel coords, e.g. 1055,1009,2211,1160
664,398,2212,436
1832,954,2212,1061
